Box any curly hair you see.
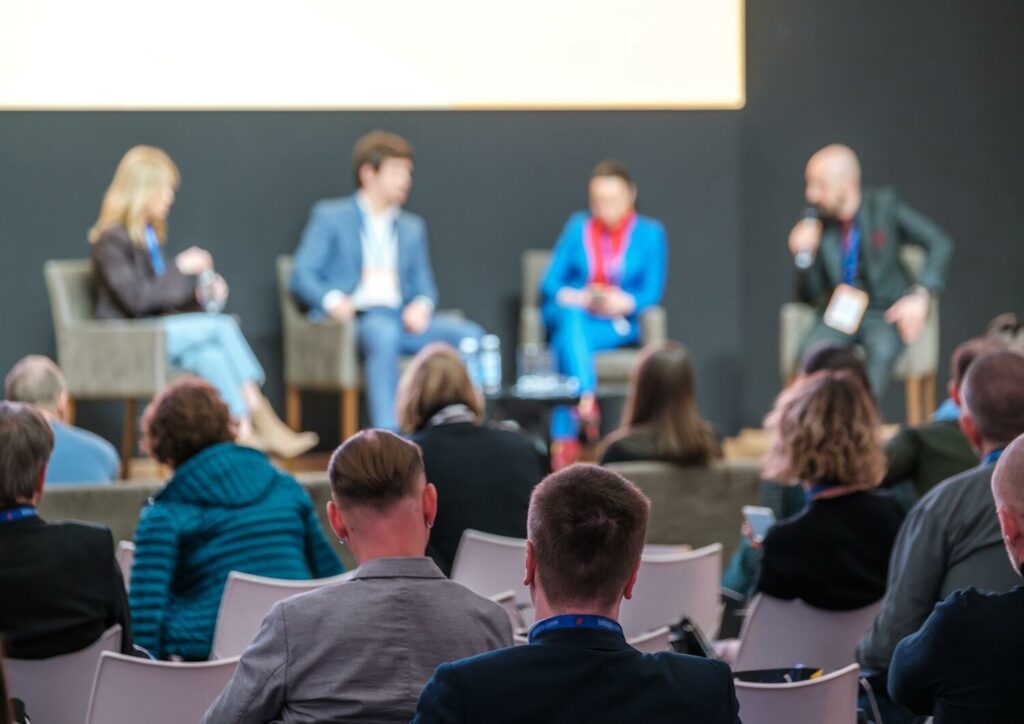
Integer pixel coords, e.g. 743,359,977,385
762,370,885,489
141,377,235,469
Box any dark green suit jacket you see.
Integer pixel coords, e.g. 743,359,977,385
798,187,954,309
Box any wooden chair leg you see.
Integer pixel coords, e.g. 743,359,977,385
905,376,922,426
922,372,937,421
285,386,301,431
120,399,137,480
65,397,76,426
341,388,359,441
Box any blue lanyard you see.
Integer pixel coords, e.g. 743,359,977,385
144,226,166,277
841,220,861,286
805,479,842,503
528,614,623,643
1,506,38,524
982,448,1005,466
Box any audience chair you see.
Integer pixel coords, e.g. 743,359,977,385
450,529,531,608
44,259,171,476
778,246,940,424
6,625,122,724
85,651,238,724
210,570,354,659
731,595,882,673
489,589,526,632
733,663,861,724
519,249,667,386
618,543,723,640
628,625,673,654
116,540,135,591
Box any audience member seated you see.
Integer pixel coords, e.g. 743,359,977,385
204,430,511,723
412,464,741,724
598,341,722,466
881,336,1003,499
888,433,1024,723
4,355,118,484
397,343,547,575
858,349,1024,722
129,378,342,661
754,370,904,610
0,402,134,659
90,145,316,457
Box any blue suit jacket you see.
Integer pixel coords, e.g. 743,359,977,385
412,627,741,723
540,211,667,324
290,195,439,318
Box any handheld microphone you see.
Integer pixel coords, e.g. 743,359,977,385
794,207,819,270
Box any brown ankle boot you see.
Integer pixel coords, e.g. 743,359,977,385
251,395,318,458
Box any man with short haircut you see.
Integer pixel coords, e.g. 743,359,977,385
888,433,1024,722
203,430,510,724
290,131,484,431
0,402,134,658
412,464,740,723
5,355,118,483
858,350,1024,716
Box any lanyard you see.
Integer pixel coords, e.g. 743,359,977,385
805,479,843,503
586,215,634,286
528,614,624,643
144,225,166,276
1,506,38,524
982,448,1005,466
841,220,861,286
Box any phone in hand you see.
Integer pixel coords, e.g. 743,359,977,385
742,505,776,544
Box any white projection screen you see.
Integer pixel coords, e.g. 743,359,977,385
0,0,744,110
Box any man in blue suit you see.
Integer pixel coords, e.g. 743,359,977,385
291,131,483,430
412,463,742,724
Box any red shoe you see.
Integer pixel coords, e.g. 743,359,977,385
550,439,582,471
577,398,601,444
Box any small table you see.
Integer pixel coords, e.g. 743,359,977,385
485,383,629,446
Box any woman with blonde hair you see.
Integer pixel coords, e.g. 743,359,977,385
598,340,721,466
397,343,547,575
754,369,904,610
89,145,316,457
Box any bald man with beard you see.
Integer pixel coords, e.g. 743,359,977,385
888,433,1024,723
788,144,954,397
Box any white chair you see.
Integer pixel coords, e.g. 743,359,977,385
489,589,526,632
86,651,239,724
116,540,135,590
732,595,882,673
628,625,673,653
210,570,353,659
618,543,723,639
450,529,530,606
5,625,122,724
734,663,861,724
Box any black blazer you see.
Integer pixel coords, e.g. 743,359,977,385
411,421,547,575
91,225,198,319
0,516,134,659
413,626,741,723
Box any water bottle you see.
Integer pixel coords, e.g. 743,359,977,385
197,269,225,314
459,337,482,389
479,335,502,394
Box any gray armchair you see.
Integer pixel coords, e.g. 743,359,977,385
778,245,940,424
519,249,667,384
44,260,171,476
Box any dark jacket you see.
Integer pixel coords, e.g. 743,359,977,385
128,443,343,660
91,225,198,319
0,514,134,659
411,419,547,576
412,626,741,724
599,423,722,467
797,187,954,309
882,419,978,498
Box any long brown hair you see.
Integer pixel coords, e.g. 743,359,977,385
395,343,483,433
606,341,720,466
89,145,179,247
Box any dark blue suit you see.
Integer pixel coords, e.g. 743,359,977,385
412,626,741,724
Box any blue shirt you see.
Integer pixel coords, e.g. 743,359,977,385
45,421,119,485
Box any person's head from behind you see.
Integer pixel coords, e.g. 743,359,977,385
763,369,885,489
948,336,1006,407
798,341,873,402
589,160,637,229
5,355,69,422
959,350,1024,454
326,430,436,564
619,341,718,465
0,401,55,509
395,342,483,433
89,145,180,246
804,143,861,220
525,464,650,618
992,434,1024,576
141,378,234,470
352,130,414,208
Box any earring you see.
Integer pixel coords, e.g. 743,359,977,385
426,520,434,529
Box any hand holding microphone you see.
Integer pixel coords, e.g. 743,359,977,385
789,207,822,269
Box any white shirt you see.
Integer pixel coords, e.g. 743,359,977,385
322,192,402,312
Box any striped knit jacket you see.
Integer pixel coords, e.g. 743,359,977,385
128,443,343,660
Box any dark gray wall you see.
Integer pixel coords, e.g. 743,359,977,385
0,0,1020,448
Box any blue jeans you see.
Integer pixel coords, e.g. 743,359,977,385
162,313,265,416
357,308,484,431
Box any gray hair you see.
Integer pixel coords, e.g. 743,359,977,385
0,401,55,507
5,355,66,413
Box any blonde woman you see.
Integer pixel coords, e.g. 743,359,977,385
89,145,316,457
755,369,904,610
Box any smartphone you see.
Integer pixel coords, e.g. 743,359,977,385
742,505,776,544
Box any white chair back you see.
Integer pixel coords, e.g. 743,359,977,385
618,543,722,639
489,589,526,631
210,570,353,659
450,529,530,606
5,625,122,724
734,663,861,724
628,625,673,653
115,540,135,590
734,595,882,672
86,651,238,724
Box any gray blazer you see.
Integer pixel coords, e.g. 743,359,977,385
202,557,512,724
